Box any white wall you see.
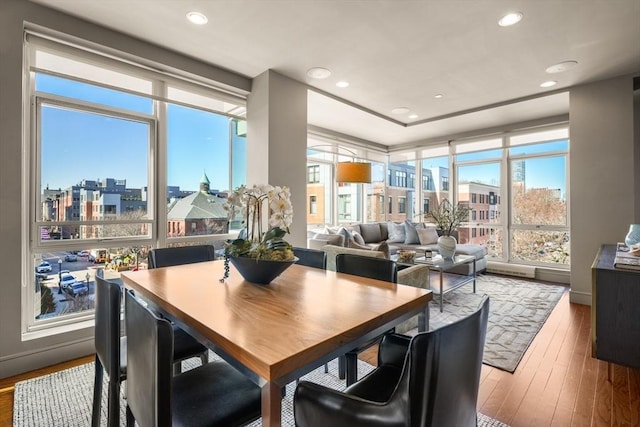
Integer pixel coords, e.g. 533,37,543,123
569,76,637,305
247,70,308,247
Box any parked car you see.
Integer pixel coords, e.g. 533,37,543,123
78,250,96,262
64,253,78,262
64,281,89,296
35,261,52,273
59,272,77,290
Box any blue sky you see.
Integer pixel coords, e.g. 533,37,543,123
38,74,238,192
38,73,565,196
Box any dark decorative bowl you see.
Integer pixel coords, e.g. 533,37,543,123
228,256,297,285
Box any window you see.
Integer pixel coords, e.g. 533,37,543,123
309,195,317,214
395,170,407,187
25,35,246,333
423,198,430,214
388,196,393,214
307,165,320,183
509,137,569,265
441,176,449,191
398,197,407,214
472,193,477,203
338,194,352,220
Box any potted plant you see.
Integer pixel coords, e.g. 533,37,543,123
221,184,295,284
426,198,471,259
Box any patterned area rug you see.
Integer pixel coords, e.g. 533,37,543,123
411,274,567,373
13,353,509,426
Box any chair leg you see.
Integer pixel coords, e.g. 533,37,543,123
200,350,209,365
126,405,135,427
345,353,358,386
338,355,346,379
107,376,120,427
324,362,329,374
91,356,103,427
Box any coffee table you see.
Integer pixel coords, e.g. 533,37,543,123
394,254,476,312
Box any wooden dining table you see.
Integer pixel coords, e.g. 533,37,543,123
121,260,432,427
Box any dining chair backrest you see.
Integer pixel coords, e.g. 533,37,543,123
293,296,490,427
125,289,173,427
335,253,398,283
293,247,327,270
94,269,122,382
404,295,489,426
147,245,216,269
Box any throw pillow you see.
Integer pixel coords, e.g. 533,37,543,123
359,223,382,243
347,239,372,251
352,231,366,246
337,227,353,247
312,233,345,248
386,221,406,243
371,241,390,259
323,226,337,234
416,227,439,245
403,220,420,244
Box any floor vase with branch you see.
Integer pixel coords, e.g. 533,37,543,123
426,199,471,260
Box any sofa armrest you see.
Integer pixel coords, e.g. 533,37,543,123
308,234,345,250
397,264,430,289
322,245,386,272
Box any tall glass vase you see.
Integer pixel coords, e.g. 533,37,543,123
625,224,640,247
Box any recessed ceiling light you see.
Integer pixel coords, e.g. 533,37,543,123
546,60,578,74
434,94,444,99
540,80,558,88
336,81,350,88
391,107,410,115
408,114,419,119
307,67,331,79
498,12,523,27
186,11,208,25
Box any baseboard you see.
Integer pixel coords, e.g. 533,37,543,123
536,267,570,284
0,337,94,379
569,289,592,306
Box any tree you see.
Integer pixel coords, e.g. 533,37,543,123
511,187,569,264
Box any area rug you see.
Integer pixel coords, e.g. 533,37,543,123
13,353,509,426
413,274,567,373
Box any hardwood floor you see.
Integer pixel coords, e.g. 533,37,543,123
1,291,639,426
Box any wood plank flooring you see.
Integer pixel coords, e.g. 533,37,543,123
2,290,639,426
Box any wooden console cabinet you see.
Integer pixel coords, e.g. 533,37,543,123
591,244,640,369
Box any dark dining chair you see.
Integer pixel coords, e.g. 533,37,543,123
294,296,490,427
147,245,216,372
293,247,327,270
147,244,217,269
91,270,208,427
124,289,262,427
335,253,398,386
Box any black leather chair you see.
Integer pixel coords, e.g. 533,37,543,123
335,253,398,385
294,296,490,427
148,245,216,372
147,244,217,269
91,270,209,427
124,289,262,427
293,247,327,270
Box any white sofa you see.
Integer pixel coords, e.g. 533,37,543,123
309,221,488,276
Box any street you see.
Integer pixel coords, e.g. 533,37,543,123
36,252,123,318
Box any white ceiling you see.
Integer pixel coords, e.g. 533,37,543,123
29,0,640,149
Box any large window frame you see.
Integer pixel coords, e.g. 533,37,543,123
23,34,247,336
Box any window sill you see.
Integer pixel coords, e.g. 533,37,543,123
22,318,94,342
